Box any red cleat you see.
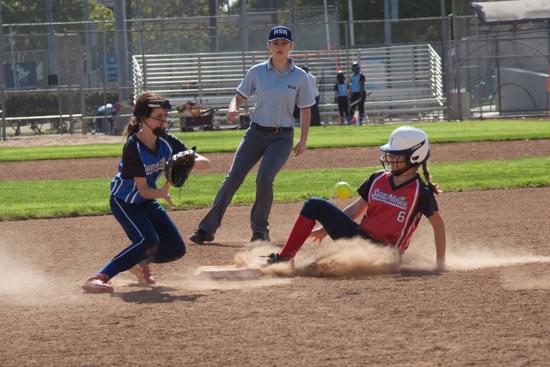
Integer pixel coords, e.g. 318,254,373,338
129,264,156,286
81,274,113,293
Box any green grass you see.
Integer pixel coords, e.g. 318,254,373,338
2,156,550,220
2,119,550,162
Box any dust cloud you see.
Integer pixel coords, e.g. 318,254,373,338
405,238,550,271
235,238,402,278
0,246,49,302
234,237,550,278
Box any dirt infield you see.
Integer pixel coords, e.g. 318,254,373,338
1,137,550,366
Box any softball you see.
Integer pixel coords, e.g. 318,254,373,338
334,181,353,200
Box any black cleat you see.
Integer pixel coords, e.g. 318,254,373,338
189,229,214,245
251,232,270,242
266,253,288,265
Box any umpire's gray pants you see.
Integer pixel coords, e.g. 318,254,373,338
198,126,293,237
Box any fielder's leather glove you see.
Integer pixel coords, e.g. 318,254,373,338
165,146,196,187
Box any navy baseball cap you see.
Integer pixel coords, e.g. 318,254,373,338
268,26,293,42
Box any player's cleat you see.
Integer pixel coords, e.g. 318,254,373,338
129,264,156,286
266,253,288,265
251,232,270,242
189,229,214,245
81,274,114,293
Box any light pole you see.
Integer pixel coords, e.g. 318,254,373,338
323,0,331,49
347,0,355,47
0,2,5,141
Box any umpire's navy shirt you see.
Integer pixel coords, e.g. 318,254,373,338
236,58,315,127
110,134,186,204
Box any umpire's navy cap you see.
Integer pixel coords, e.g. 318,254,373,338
268,26,293,42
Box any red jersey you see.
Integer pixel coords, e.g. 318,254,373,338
357,170,438,253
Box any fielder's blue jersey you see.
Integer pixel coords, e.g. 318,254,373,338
110,134,186,204
334,82,349,97
350,73,365,93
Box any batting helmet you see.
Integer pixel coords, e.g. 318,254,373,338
379,126,430,175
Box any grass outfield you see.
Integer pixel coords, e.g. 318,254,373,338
2,156,550,220
1,119,550,162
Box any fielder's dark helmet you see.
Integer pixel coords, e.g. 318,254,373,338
351,61,360,72
336,70,345,82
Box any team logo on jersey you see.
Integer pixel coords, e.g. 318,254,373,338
144,158,167,175
371,189,407,210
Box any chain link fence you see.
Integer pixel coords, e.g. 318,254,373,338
1,11,549,140
451,16,550,119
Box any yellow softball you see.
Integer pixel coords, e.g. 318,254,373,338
334,181,353,200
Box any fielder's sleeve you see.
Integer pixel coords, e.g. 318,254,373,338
121,139,146,178
165,133,187,155
236,66,256,99
296,71,315,108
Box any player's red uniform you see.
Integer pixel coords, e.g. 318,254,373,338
358,170,438,253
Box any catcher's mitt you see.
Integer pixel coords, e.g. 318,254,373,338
165,146,196,187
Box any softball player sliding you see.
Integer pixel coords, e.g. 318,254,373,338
82,92,210,293
189,25,315,245
267,126,447,271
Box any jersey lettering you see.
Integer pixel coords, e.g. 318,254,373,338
360,171,421,252
110,135,180,204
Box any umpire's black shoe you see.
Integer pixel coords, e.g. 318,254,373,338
251,232,270,242
266,253,288,265
189,229,214,245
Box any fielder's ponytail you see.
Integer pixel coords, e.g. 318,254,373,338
122,92,165,139
123,117,140,139
421,160,442,195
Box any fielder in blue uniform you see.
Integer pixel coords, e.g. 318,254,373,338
189,25,315,245
82,92,210,293
349,61,367,125
334,70,350,125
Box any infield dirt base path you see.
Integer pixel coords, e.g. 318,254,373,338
2,134,550,366
1,187,550,366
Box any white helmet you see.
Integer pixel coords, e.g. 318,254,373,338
379,126,430,174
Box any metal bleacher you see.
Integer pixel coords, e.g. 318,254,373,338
132,44,445,123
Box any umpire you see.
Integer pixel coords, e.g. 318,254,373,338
190,25,315,244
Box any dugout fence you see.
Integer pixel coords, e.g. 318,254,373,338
0,10,548,140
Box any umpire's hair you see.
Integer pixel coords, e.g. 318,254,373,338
123,91,165,138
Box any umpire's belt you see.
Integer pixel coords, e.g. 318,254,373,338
250,122,293,133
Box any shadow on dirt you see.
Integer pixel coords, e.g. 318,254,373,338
397,269,443,278
191,241,241,248
113,286,207,304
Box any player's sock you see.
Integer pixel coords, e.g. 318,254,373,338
279,215,316,260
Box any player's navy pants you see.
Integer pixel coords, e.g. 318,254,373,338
349,92,365,116
109,196,186,272
300,197,371,241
